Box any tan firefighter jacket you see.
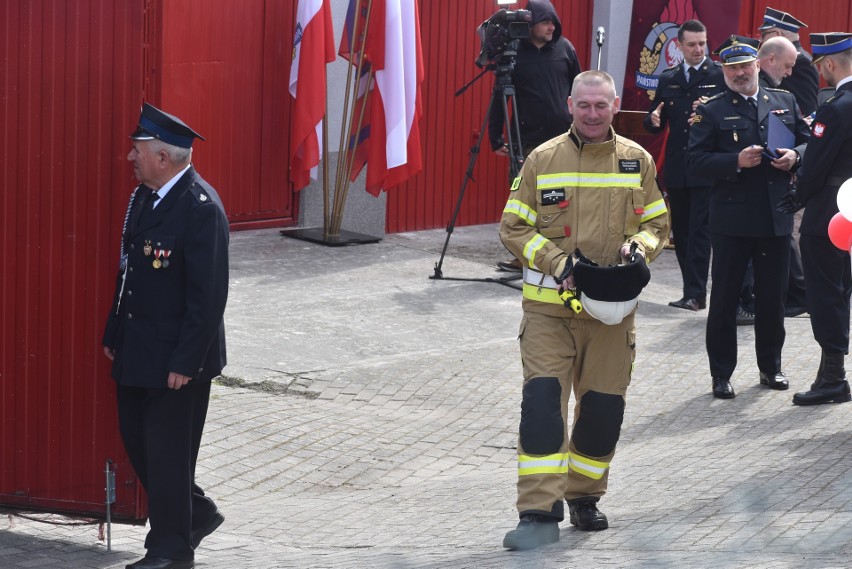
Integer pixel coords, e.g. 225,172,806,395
499,125,670,318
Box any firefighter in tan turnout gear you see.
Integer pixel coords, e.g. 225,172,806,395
500,70,670,551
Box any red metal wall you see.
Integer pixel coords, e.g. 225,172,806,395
152,0,297,229
385,0,593,233
1,0,145,520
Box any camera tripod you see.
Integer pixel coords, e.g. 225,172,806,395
430,54,526,290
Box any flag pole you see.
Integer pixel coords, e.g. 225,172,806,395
331,0,365,237
322,112,330,237
332,0,373,235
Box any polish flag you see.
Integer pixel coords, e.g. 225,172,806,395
363,0,424,195
289,0,336,190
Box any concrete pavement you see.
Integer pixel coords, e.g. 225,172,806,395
2,223,851,568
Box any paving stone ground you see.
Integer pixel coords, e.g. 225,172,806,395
3,224,852,568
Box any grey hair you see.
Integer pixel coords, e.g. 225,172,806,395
149,139,192,165
571,70,617,100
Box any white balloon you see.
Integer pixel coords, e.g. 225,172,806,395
837,178,852,221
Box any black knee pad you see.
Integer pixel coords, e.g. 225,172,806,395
520,377,564,455
571,391,624,457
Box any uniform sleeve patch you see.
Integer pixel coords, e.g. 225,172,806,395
692,114,703,123
510,176,522,191
619,159,641,173
540,188,566,205
813,122,826,138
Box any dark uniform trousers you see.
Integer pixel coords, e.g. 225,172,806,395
117,382,218,561
800,236,852,353
666,185,711,299
707,234,790,379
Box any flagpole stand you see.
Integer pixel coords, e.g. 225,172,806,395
431,52,524,291
280,227,381,247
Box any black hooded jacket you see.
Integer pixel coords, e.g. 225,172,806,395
488,0,582,153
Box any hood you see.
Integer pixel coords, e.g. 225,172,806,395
525,0,563,43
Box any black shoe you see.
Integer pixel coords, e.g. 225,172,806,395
784,305,808,318
497,258,523,272
712,377,735,399
502,514,560,550
736,308,755,326
668,297,706,311
759,371,789,391
126,556,194,569
568,499,608,531
793,380,852,406
191,510,225,549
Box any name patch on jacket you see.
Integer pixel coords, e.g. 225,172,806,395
540,188,566,205
619,160,641,173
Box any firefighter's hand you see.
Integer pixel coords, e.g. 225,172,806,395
650,102,663,128
103,346,115,361
777,189,804,214
771,148,797,171
558,275,575,292
168,372,192,390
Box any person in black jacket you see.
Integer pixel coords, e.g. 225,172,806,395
643,19,724,311
103,103,229,569
490,0,582,272
779,33,852,406
758,7,820,117
687,36,809,400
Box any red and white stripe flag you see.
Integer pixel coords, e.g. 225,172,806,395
289,0,336,190
363,0,424,195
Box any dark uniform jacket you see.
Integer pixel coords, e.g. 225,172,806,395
687,87,809,237
780,41,819,117
488,0,582,152
643,58,724,188
103,166,229,388
797,81,852,236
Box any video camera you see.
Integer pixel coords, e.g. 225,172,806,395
475,9,532,68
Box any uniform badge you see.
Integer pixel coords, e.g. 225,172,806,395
813,122,826,138
733,131,738,142
540,188,566,205
510,176,522,191
152,249,172,269
143,240,153,256
619,160,641,173
693,114,703,123
199,194,208,202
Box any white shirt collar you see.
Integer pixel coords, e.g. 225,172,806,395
683,57,706,73
836,76,852,90
153,164,191,208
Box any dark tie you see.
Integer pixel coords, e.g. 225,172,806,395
145,189,160,209
747,97,757,110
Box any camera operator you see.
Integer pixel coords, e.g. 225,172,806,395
489,0,582,272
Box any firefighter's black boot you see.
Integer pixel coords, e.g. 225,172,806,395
793,351,852,406
567,498,609,531
502,514,559,551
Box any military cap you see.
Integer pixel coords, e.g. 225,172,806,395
758,7,807,33
130,103,205,148
810,32,852,64
714,35,760,65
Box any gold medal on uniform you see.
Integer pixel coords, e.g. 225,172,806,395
153,258,162,269
143,240,153,257
152,248,162,269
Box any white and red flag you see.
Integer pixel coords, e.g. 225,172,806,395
343,0,423,195
289,0,336,190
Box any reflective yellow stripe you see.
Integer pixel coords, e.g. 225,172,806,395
523,234,547,267
522,283,563,305
518,453,570,476
537,172,642,189
504,199,538,226
640,199,667,222
634,230,660,250
568,452,609,480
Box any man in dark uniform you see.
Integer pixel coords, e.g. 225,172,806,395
103,103,229,569
644,19,724,311
756,36,810,317
758,7,820,116
687,36,809,400
779,33,852,406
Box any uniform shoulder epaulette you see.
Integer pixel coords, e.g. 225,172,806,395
703,92,725,104
765,87,793,94
824,93,840,105
189,183,212,204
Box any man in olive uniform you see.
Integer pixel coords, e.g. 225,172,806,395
779,33,852,406
103,103,229,569
643,19,724,311
687,36,810,400
500,71,669,551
